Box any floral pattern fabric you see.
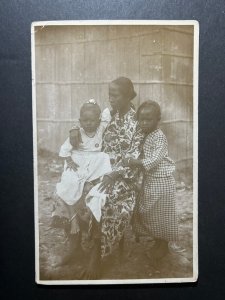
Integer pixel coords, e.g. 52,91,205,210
100,108,144,257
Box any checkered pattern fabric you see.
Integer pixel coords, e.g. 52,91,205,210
133,129,178,242
133,175,178,242
142,129,175,177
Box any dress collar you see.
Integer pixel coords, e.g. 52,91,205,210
115,107,135,121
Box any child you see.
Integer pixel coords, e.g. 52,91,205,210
52,99,112,265
123,100,179,268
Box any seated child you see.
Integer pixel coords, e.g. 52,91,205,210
56,100,111,206
51,100,112,264
123,100,179,269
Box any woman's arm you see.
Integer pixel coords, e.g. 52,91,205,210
69,127,83,149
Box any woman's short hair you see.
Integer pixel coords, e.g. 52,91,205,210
111,77,137,101
137,100,161,120
80,99,101,117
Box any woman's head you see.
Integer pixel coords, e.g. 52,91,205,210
79,99,101,133
137,100,161,134
109,77,136,111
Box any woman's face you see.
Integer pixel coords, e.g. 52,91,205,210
138,107,159,134
109,83,130,111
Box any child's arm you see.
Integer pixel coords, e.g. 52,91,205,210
123,157,142,168
141,133,167,170
65,157,79,171
123,132,167,171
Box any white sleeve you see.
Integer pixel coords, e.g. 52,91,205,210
59,138,73,157
101,108,111,127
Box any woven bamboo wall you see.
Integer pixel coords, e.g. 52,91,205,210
35,25,194,180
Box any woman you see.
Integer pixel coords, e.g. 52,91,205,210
70,77,144,278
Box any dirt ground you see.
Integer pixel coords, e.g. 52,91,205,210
37,151,193,280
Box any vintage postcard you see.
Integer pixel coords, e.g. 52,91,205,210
32,20,198,284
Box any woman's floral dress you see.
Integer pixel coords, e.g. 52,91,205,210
100,108,144,257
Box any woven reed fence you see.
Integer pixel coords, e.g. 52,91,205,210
35,25,194,181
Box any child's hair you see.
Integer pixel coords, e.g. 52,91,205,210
137,100,161,120
80,99,101,118
111,77,137,101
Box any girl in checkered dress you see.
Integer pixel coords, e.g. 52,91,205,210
123,100,179,265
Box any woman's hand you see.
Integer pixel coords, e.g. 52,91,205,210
98,174,115,193
66,157,79,171
69,127,83,149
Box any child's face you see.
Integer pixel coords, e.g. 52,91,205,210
138,107,159,134
79,110,100,133
109,83,130,111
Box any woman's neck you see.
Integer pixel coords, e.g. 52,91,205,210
118,103,131,117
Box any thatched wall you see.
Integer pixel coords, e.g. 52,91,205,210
35,25,193,181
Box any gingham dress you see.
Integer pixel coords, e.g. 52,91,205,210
133,129,179,242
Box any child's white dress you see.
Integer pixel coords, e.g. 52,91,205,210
56,121,112,208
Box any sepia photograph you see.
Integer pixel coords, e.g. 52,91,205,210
32,20,198,284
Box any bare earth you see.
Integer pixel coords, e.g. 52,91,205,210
37,153,193,281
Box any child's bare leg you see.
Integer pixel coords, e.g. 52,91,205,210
57,204,84,266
